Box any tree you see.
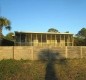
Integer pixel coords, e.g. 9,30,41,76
76,28,86,39
65,31,69,33
4,32,14,41
0,17,11,45
75,28,86,46
74,36,85,46
48,28,59,32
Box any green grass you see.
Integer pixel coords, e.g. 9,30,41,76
0,59,86,80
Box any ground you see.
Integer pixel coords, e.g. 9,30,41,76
0,59,86,80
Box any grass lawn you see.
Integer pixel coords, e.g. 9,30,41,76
0,59,86,80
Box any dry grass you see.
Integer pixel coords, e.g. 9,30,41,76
0,59,86,80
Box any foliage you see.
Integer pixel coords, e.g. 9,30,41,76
4,32,14,41
0,59,86,80
74,36,86,46
76,28,86,39
48,28,59,32
75,28,86,46
65,31,69,33
0,17,11,31
0,16,11,45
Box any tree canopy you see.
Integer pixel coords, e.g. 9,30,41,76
4,32,14,41
74,28,86,46
0,17,11,45
0,17,11,30
65,31,69,33
76,28,86,39
48,28,59,32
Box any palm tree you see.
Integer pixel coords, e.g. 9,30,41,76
0,17,11,45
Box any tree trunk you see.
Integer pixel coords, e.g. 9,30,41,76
0,26,2,46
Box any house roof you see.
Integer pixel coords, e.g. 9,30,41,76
15,31,73,35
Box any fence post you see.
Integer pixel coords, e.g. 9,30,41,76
65,46,68,58
32,46,34,60
80,46,83,58
13,46,14,59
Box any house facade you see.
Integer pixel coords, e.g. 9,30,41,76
14,31,73,46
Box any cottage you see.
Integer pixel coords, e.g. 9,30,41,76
14,31,73,46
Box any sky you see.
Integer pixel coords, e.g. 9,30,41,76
0,0,86,35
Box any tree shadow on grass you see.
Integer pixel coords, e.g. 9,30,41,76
39,49,66,80
45,61,57,80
